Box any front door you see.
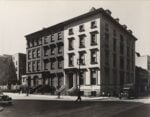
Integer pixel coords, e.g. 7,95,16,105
68,73,73,88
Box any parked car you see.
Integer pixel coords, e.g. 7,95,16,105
0,95,12,105
119,88,136,99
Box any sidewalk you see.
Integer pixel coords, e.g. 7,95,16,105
3,92,110,101
4,92,150,104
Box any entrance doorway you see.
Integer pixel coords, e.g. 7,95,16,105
68,73,73,88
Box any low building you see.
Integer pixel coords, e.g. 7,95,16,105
0,55,17,89
135,66,149,94
136,54,150,89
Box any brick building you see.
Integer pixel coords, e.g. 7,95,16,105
25,7,137,96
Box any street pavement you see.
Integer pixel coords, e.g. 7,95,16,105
0,93,150,117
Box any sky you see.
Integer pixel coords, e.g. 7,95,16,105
0,0,150,56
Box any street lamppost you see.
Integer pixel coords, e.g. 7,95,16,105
76,57,82,101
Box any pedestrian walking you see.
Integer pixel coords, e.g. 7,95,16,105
76,90,81,102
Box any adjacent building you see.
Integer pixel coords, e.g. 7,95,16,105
0,55,17,89
25,7,137,96
12,53,26,85
136,54,150,90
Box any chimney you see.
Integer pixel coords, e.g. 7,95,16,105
122,24,127,29
105,9,112,15
89,7,96,12
128,29,133,34
115,18,119,22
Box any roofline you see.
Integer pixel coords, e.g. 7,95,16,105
25,7,137,41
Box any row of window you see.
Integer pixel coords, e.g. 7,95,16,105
28,59,63,72
68,21,97,35
44,60,63,70
68,31,98,50
44,45,63,57
43,32,62,44
28,48,40,60
27,32,62,48
68,49,98,66
79,68,98,85
27,38,42,48
28,61,41,72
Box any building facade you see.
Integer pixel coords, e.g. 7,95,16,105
136,55,150,89
25,7,137,96
12,53,26,84
26,25,64,91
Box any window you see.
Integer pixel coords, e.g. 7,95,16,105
79,25,85,32
113,29,117,37
28,62,31,72
120,35,124,54
91,32,97,45
27,42,30,48
127,59,130,70
29,41,33,47
79,52,85,65
113,54,116,67
51,61,55,70
127,47,130,57
79,35,85,48
113,38,116,51
105,33,109,48
68,28,73,35
68,38,74,50
57,76,62,88
51,34,54,42
68,54,74,66
37,60,40,71
44,60,49,70
37,48,40,58
58,32,62,40
28,50,31,59
105,23,109,32
58,45,63,54
32,49,36,59
51,46,55,55
32,61,36,71
104,67,110,83
90,69,97,85
34,40,37,46
120,56,124,69
44,47,49,57
58,60,63,69
44,36,49,44
79,71,85,85
38,38,42,45
91,50,97,64
105,50,109,66
91,21,97,28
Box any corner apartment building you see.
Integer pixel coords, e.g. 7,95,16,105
25,7,137,96
12,53,26,84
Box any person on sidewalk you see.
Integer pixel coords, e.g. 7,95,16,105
76,90,82,102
